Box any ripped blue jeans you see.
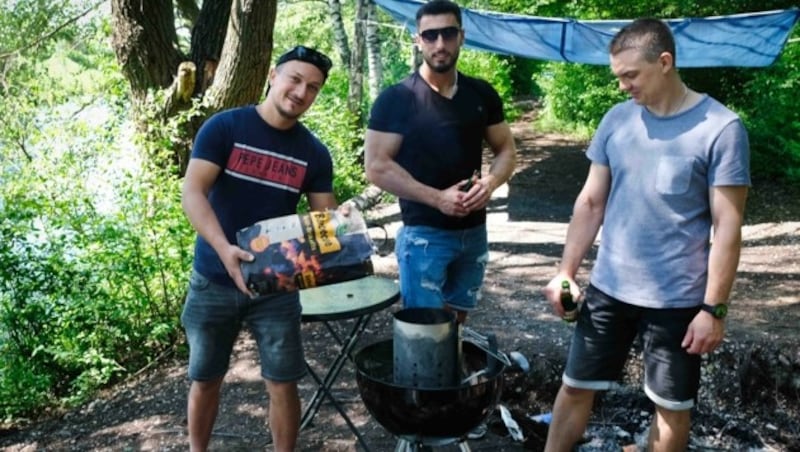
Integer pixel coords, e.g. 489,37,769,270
395,224,488,312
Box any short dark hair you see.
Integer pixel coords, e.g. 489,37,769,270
609,18,676,64
276,45,333,79
416,0,462,28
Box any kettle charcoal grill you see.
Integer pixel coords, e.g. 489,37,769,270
354,336,508,451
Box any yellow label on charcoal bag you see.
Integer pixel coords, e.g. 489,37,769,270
309,211,341,254
299,270,317,288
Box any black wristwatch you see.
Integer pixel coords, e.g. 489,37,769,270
700,303,728,319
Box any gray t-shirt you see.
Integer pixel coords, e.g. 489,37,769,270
587,94,750,308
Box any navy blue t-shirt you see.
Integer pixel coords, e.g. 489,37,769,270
368,71,504,229
191,105,333,286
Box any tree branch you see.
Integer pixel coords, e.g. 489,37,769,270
0,1,105,60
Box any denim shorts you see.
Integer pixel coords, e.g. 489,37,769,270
563,285,701,410
180,270,306,382
395,224,488,311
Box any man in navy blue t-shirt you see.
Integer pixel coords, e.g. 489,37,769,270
180,46,335,452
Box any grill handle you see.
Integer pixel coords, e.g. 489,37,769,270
462,326,512,367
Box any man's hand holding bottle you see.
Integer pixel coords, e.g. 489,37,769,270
543,275,582,322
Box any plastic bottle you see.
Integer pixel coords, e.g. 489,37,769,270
560,280,578,322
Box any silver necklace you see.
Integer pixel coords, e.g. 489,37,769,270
444,72,458,98
669,84,689,116
450,72,459,97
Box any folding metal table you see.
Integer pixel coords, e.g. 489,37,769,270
299,275,400,451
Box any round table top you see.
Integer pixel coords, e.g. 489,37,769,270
300,276,400,321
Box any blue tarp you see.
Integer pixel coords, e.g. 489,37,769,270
374,0,800,67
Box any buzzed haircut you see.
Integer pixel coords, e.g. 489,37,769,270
416,0,462,27
609,18,677,65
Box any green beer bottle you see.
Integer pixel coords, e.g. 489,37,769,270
560,280,578,322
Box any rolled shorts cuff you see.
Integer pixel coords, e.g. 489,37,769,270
644,384,694,410
562,373,620,391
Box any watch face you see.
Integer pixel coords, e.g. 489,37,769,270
702,303,728,319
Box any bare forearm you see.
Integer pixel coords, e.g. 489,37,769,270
485,146,516,193
483,121,517,193
367,159,441,208
705,225,742,303
559,202,604,277
181,190,229,253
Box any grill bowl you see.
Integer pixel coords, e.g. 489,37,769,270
354,339,504,439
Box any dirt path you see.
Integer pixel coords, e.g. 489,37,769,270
2,113,799,451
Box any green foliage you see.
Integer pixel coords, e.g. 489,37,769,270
0,6,192,422
273,4,332,55
504,56,543,98
458,49,520,120
0,355,53,419
0,126,193,421
304,78,368,205
534,62,625,138
0,1,84,55
0,108,193,420
372,22,416,88
737,37,800,183
528,0,800,180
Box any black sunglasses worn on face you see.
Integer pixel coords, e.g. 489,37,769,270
419,26,461,43
277,45,333,78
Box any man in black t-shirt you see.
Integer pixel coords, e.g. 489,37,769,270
365,0,516,327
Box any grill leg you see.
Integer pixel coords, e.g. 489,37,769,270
394,438,435,451
395,437,470,451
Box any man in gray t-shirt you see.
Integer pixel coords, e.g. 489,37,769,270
541,18,749,452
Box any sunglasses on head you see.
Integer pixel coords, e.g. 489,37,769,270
418,26,461,43
277,45,333,77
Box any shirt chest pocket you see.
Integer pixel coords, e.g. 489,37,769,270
655,157,694,195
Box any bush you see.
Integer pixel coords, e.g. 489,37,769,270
0,143,192,421
735,37,800,183
303,71,369,208
534,62,625,138
459,49,520,120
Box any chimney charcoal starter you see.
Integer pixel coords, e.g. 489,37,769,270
354,308,510,449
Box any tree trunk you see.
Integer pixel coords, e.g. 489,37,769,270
110,0,183,103
348,0,368,121
410,43,421,70
365,0,382,101
110,0,278,175
204,0,276,110
190,0,232,96
175,0,200,26
327,0,351,69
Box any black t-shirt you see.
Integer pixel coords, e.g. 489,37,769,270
368,71,504,229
